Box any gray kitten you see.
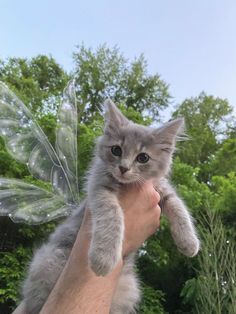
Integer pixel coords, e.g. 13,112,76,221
22,101,200,314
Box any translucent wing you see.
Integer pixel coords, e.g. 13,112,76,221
0,81,80,223
0,178,74,224
55,81,79,203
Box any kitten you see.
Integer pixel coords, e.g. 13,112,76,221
22,101,200,314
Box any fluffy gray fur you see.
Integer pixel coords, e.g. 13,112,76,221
22,101,200,314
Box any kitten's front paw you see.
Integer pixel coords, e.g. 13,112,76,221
176,234,200,257
89,248,121,276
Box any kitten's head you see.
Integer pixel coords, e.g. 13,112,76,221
97,100,184,183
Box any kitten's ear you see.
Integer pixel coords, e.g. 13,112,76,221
153,118,185,150
104,99,129,135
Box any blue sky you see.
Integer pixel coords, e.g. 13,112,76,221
1,0,236,116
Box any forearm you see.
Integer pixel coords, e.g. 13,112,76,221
39,217,123,314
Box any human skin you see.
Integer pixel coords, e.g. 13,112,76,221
13,181,161,314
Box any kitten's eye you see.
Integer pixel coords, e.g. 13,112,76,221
136,153,149,163
111,145,122,157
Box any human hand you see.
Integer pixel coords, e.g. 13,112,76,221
74,180,161,268
119,181,161,257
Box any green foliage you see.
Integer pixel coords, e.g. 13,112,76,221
171,158,214,213
211,173,236,231
181,212,236,314
138,222,198,313
0,246,31,309
77,122,102,178
173,93,233,181
0,138,28,179
209,138,236,176
37,113,57,144
0,56,69,114
73,44,170,121
140,284,166,314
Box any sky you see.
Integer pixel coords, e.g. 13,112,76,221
1,0,236,117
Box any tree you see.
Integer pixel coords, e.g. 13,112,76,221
211,172,236,231
0,56,69,114
173,93,233,173
73,44,170,121
208,138,236,177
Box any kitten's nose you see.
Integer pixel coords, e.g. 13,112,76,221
119,166,129,174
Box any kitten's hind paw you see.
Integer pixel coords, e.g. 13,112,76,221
89,248,121,276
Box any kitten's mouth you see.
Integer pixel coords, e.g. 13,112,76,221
112,172,138,184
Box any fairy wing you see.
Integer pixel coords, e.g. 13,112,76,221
0,178,74,224
0,81,80,223
55,81,79,203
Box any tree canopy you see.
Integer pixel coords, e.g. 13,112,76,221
0,55,69,114
73,44,170,121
